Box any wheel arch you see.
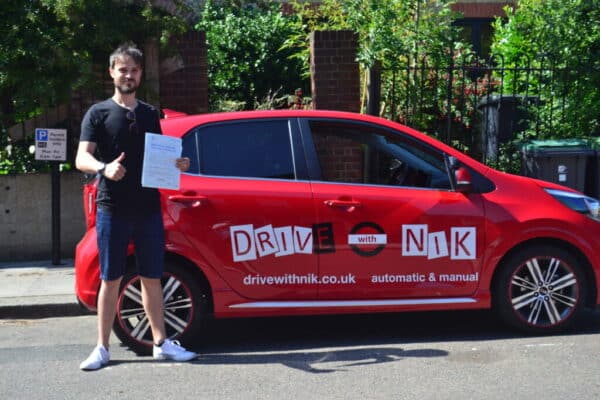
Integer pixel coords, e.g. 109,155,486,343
490,237,597,308
164,251,214,315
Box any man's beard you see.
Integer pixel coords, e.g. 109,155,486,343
116,81,138,94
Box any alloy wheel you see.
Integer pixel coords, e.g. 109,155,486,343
116,272,195,349
509,255,579,328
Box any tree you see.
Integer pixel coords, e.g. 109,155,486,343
0,0,188,173
491,0,600,137
284,0,480,147
284,0,460,70
1,1,187,127
195,0,308,111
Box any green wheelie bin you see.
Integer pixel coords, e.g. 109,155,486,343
521,139,594,194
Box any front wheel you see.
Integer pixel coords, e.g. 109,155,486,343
493,245,587,334
113,262,208,355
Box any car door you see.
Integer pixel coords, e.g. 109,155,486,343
302,118,486,300
163,118,318,300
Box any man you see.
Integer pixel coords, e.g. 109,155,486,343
76,43,196,370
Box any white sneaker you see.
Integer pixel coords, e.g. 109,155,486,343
153,339,197,362
80,345,110,370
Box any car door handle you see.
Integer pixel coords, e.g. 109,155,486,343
324,199,362,209
168,194,207,208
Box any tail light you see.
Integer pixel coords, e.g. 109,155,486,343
83,175,98,229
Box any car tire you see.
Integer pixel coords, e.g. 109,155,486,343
113,261,208,355
493,245,587,334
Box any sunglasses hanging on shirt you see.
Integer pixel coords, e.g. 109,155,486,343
126,110,138,134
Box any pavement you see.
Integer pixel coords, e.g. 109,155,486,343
0,259,92,319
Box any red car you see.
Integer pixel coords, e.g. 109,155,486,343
75,109,600,354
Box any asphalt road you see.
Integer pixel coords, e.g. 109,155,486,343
1,309,599,400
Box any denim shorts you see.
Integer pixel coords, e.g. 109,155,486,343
96,208,165,281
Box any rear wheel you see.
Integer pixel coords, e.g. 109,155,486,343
493,245,587,333
113,261,208,355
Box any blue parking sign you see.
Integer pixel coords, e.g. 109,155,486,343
35,128,66,161
36,129,49,141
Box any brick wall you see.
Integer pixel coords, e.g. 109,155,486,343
310,30,360,112
159,31,208,115
309,31,362,182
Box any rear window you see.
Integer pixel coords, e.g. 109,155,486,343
182,120,296,180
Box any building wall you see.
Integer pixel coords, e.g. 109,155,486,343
159,31,209,115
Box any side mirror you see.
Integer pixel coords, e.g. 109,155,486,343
454,167,472,193
445,155,472,193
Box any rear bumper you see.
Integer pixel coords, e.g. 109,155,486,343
74,229,100,311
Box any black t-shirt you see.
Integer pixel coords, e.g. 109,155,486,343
80,98,162,215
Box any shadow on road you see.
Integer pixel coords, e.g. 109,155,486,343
196,347,447,373
193,308,600,354
109,345,448,373
106,308,600,373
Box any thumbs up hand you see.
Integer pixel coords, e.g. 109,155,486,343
104,152,127,181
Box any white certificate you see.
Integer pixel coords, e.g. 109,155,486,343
142,132,182,190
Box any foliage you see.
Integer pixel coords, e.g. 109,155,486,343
0,0,189,173
195,0,308,111
485,140,522,175
0,129,45,174
491,0,600,138
282,1,482,146
1,0,188,127
283,0,461,71
383,44,498,151
253,87,312,110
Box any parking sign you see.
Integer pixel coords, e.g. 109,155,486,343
35,128,67,161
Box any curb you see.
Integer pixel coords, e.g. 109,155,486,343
0,263,82,319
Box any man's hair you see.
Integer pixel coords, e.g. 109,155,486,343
109,42,143,69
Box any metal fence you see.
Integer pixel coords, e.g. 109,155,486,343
379,57,596,162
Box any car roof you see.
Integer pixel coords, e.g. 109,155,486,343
161,109,419,138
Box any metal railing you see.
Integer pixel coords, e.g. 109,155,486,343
378,56,596,161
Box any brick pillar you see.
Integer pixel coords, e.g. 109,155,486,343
310,30,360,112
159,31,208,115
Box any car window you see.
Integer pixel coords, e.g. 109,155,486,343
182,120,296,179
309,120,451,189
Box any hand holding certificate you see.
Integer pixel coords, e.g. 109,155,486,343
142,132,183,190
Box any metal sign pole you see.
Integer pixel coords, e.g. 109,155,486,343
35,128,67,266
51,162,61,265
